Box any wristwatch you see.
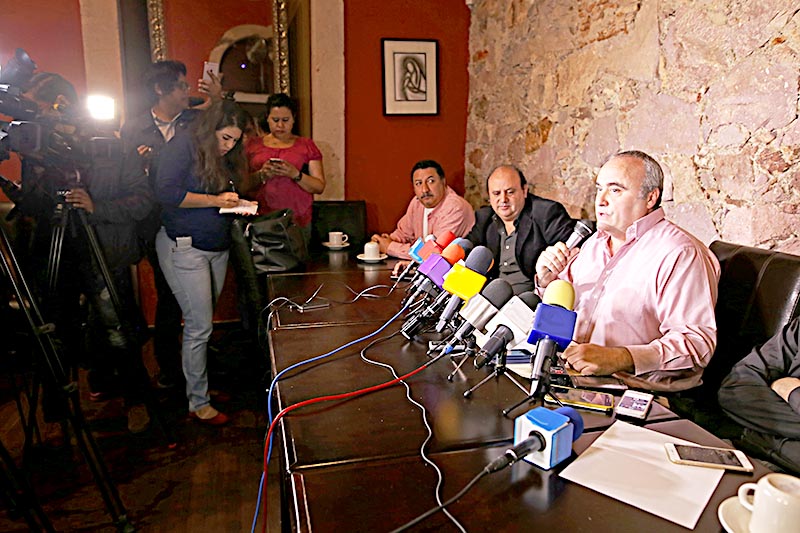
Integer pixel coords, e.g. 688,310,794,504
293,171,303,182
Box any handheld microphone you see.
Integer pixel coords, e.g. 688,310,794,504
188,95,206,107
441,279,515,355
487,406,584,472
564,219,594,250
434,246,494,332
527,280,577,395
474,291,541,369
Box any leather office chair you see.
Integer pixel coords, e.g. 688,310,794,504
672,240,800,434
310,200,367,251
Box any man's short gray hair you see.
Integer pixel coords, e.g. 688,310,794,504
613,150,663,209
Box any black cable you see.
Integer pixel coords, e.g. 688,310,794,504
390,467,490,532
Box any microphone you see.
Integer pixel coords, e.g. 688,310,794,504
433,246,494,332
400,239,471,339
487,406,584,472
474,291,541,369
415,230,456,262
404,233,459,293
527,280,578,395
403,238,470,306
188,95,206,107
440,279,515,355
564,219,594,250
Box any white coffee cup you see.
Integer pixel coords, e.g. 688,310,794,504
737,473,800,533
328,231,349,246
363,241,380,259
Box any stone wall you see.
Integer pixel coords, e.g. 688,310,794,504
465,0,800,252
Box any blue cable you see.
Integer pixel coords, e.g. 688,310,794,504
251,300,411,532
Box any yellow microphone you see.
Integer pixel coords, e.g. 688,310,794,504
542,279,575,311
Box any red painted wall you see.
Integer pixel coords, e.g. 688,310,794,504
344,0,471,234
163,0,271,90
0,0,86,191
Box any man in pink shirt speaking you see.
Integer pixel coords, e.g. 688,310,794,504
535,151,720,392
371,160,475,259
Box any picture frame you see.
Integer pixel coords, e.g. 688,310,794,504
381,38,439,115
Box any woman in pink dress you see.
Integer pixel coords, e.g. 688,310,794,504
245,93,326,227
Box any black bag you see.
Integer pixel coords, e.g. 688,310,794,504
245,209,308,272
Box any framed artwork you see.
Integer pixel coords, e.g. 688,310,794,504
381,39,439,115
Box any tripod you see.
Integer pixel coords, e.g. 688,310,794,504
501,338,563,417
463,348,530,398
0,220,134,531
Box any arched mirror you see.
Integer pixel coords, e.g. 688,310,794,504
145,0,310,134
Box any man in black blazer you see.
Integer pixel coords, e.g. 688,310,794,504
466,165,574,294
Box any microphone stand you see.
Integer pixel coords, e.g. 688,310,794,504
501,340,561,417
463,348,529,398
446,336,477,381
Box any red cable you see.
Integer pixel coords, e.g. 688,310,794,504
260,357,436,532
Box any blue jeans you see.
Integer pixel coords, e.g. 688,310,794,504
156,228,229,412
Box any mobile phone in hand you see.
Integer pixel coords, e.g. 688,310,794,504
202,61,219,82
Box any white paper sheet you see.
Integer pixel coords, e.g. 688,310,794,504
559,421,724,529
219,199,258,215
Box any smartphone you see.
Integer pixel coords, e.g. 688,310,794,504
269,158,283,164
544,385,614,413
664,443,754,472
202,61,219,82
614,389,654,419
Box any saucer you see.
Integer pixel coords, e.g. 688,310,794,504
322,242,350,250
357,253,387,263
718,495,751,533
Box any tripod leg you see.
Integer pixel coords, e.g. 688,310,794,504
463,370,500,398
0,225,135,531
0,438,55,532
75,210,177,447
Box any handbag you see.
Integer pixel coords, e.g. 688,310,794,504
245,209,308,272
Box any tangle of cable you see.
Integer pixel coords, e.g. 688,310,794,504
358,332,466,533
256,353,445,532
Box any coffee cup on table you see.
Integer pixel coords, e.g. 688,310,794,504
737,473,800,533
328,231,348,246
363,241,381,259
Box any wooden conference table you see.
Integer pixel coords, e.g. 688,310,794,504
266,252,768,532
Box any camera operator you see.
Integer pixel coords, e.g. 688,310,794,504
7,72,155,442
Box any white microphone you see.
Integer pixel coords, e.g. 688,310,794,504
473,291,541,369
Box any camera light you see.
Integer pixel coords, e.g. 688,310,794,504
87,95,115,120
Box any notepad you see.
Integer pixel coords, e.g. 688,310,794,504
219,199,258,215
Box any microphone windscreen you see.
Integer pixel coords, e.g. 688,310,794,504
482,279,514,308
565,219,595,249
440,241,466,265
453,238,473,255
554,406,584,440
542,280,575,310
464,246,494,274
435,230,456,248
517,291,542,310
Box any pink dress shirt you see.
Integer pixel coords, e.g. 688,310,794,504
387,186,475,259
560,208,721,391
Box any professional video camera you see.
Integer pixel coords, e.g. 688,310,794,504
0,48,119,170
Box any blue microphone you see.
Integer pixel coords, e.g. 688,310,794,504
487,406,584,472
